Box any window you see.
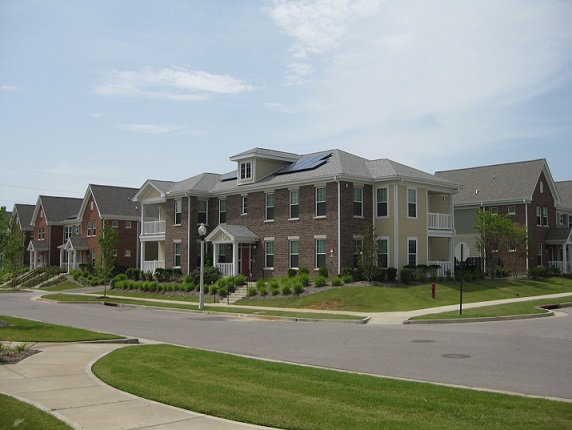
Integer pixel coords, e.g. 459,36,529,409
376,187,388,217
542,207,548,226
174,200,182,225
218,245,226,263
315,187,326,217
508,206,516,215
265,193,275,221
174,242,181,267
38,227,44,240
125,250,131,257
408,238,417,266
40,209,43,218
65,226,72,240
111,220,119,228
240,161,252,180
126,221,132,229
265,240,274,268
92,221,97,237
289,190,299,219
537,243,543,266
198,200,208,224
491,207,498,215
315,238,326,269
90,201,94,211
87,223,91,237
407,189,417,218
540,181,544,193
112,250,118,257
219,199,226,224
377,238,389,268
241,196,248,215
353,239,362,268
536,206,542,226
74,225,80,235
289,240,299,268
353,187,363,217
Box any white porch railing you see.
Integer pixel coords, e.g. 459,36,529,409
142,260,165,273
548,261,571,274
142,220,166,235
216,263,233,277
428,261,453,277
428,213,452,230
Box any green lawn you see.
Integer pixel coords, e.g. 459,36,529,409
40,280,85,292
93,344,572,430
0,393,72,430
0,315,123,342
238,277,572,312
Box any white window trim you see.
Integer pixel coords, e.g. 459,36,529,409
289,239,300,269
315,237,327,269
198,200,208,224
265,193,275,222
126,221,132,229
407,237,418,266
174,199,182,226
376,186,389,218
264,239,274,269
241,195,248,215
407,188,417,219
173,240,182,268
289,189,300,220
353,186,364,218
315,186,326,218
377,236,390,269
219,199,227,224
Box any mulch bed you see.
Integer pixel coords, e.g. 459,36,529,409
0,349,41,365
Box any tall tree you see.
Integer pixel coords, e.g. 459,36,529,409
0,206,25,287
97,223,118,297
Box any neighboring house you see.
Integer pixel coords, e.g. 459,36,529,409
435,159,569,275
28,196,83,268
133,148,458,279
59,184,141,272
10,203,35,266
551,181,572,273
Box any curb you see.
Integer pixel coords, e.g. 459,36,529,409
404,310,555,324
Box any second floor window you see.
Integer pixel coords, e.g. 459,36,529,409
353,187,363,217
536,206,542,226
542,207,548,226
408,238,417,266
315,187,326,217
219,199,226,224
315,238,326,269
174,200,182,225
65,226,72,240
111,220,119,228
38,226,44,240
265,193,274,221
198,200,208,224
407,189,417,218
92,221,97,237
87,223,91,237
376,187,388,217
174,242,181,267
290,190,299,219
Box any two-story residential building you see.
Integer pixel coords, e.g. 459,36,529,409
59,184,141,272
27,196,83,268
134,148,458,279
435,159,569,275
10,203,35,266
550,181,572,273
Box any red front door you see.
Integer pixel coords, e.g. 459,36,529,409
241,246,250,276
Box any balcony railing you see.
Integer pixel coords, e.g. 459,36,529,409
142,220,166,236
216,263,234,277
142,260,165,273
548,261,571,274
428,213,452,230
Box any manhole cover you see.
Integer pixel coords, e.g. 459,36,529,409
412,339,436,343
442,353,471,359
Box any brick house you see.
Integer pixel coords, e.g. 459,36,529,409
10,203,35,266
134,148,458,279
435,159,570,275
58,184,141,272
28,196,83,268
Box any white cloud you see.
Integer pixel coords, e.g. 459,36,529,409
1,85,19,91
95,67,254,101
119,123,206,136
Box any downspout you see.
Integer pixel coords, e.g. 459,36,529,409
335,175,341,276
524,199,529,273
187,195,191,275
394,178,402,268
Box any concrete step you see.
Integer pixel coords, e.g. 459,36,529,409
226,284,250,304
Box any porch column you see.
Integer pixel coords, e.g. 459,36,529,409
140,241,145,271
60,248,65,270
233,242,239,275
564,244,568,274
213,243,219,268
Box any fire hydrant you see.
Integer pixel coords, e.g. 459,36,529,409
431,282,436,299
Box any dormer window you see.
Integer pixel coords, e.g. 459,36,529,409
240,161,252,180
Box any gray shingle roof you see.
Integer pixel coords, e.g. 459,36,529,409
556,181,572,210
168,173,222,195
148,180,176,194
89,184,140,219
38,196,83,224
13,204,35,231
206,224,258,242
230,147,300,161
435,159,547,205
546,227,572,243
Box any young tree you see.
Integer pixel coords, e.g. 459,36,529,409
358,223,378,281
97,223,118,297
0,206,25,287
474,209,520,278
506,222,529,279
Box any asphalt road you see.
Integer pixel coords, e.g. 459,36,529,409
1,291,571,401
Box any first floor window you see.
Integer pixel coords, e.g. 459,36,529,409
537,243,543,266
377,238,389,268
353,239,362,268
125,250,131,257
174,242,181,267
491,207,498,215
315,238,326,269
408,238,417,266
289,240,299,268
112,250,118,257
265,241,274,268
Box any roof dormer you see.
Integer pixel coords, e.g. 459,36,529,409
229,148,299,185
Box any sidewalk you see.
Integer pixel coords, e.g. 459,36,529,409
0,341,277,430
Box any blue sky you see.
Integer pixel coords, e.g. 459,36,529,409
1,0,571,207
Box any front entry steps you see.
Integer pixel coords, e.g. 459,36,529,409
226,284,251,304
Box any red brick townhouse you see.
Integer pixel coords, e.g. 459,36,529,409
58,184,141,272
10,203,35,266
133,148,458,279
436,159,571,275
28,196,83,268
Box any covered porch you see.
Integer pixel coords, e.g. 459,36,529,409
27,240,49,270
427,236,454,277
58,238,89,273
547,228,572,274
205,225,259,278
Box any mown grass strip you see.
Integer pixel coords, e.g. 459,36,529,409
0,393,72,429
93,344,572,430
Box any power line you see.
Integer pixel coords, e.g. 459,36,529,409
0,183,84,195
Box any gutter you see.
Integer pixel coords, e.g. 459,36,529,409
334,175,341,276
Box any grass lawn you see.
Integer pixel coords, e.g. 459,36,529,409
238,277,572,312
0,315,123,342
41,294,365,321
40,280,85,292
0,393,72,430
411,297,572,321
93,344,572,430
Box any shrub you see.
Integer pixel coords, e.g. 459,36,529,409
256,279,266,290
270,286,280,296
299,267,310,276
387,267,398,282
281,284,292,295
528,266,549,279
341,267,353,277
287,268,297,278
331,277,343,286
342,274,353,284
298,273,310,287
313,276,327,287
234,274,247,285
267,278,279,289
372,268,387,283
318,266,328,278
400,269,414,284
495,266,510,278
258,286,268,296
245,286,256,296
292,279,304,295
110,274,127,288
280,277,292,288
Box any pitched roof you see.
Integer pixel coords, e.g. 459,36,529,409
12,204,35,231
87,184,140,219
229,147,300,161
168,173,222,196
435,159,550,206
556,181,572,211
35,196,83,224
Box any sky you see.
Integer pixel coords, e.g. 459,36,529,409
1,0,571,208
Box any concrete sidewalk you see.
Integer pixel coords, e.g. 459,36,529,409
0,341,277,430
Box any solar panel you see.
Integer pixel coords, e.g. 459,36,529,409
277,152,332,175
220,171,237,182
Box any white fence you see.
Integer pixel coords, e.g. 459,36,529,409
428,261,453,277
142,260,165,273
216,263,234,277
142,220,166,235
428,213,452,230
548,261,571,274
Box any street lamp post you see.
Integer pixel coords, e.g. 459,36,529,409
198,223,207,310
